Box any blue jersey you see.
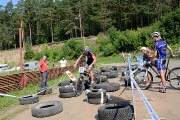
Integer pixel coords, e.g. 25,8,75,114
154,39,168,59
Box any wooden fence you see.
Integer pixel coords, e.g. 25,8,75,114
0,65,76,94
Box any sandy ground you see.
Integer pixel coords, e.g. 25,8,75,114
0,60,180,120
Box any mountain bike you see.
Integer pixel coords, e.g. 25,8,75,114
133,56,180,90
73,67,101,96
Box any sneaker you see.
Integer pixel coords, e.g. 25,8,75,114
159,88,166,93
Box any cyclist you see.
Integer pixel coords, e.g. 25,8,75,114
151,32,174,93
74,46,97,85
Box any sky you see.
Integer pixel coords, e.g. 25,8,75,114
0,0,19,7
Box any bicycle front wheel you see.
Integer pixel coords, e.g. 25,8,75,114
73,76,84,96
134,70,153,89
167,67,180,90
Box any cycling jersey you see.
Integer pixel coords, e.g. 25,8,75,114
81,50,95,65
154,39,168,59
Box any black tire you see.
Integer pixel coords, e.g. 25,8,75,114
19,95,39,105
59,92,75,98
98,103,134,120
86,89,106,98
100,67,111,72
106,71,118,78
100,77,108,82
58,81,70,87
100,81,109,84
59,86,74,93
37,87,52,95
88,95,108,104
31,101,63,118
94,83,120,92
94,70,101,75
101,72,110,76
167,67,180,90
134,70,153,89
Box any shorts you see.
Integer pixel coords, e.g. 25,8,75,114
85,63,95,67
154,59,166,71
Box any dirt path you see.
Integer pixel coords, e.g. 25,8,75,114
1,60,180,120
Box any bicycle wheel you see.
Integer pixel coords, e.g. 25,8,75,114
134,70,153,89
74,76,84,96
167,67,180,90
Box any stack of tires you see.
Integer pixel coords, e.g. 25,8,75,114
86,89,108,104
106,71,118,79
59,85,76,98
100,67,111,76
58,80,71,87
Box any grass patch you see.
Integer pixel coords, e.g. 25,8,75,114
0,75,70,112
1,106,29,120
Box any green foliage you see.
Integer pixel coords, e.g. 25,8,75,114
34,52,42,61
62,38,84,59
24,40,34,60
159,8,180,44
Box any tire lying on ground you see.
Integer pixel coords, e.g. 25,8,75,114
86,89,106,98
99,77,108,83
88,95,108,104
59,86,74,93
59,92,76,98
106,71,118,78
58,81,70,86
19,95,39,105
94,83,120,92
37,87,52,95
31,101,63,118
100,67,111,72
98,103,134,120
101,72,110,76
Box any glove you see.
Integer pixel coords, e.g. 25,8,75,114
170,54,174,58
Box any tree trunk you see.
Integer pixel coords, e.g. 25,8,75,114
29,22,32,46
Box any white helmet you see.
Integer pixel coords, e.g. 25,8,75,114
151,32,160,38
83,46,89,52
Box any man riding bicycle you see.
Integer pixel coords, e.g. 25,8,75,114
151,32,173,93
74,46,97,85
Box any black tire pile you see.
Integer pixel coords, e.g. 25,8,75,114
58,80,76,98
86,89,108,104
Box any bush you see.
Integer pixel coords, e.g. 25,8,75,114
62,38,84,59
24,41,34,60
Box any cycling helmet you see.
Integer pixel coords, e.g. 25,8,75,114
83,46,89,52
151,32,160,38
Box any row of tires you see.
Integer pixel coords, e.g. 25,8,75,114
31,100,134,119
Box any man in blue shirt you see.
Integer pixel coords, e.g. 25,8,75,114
151,32,173,93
